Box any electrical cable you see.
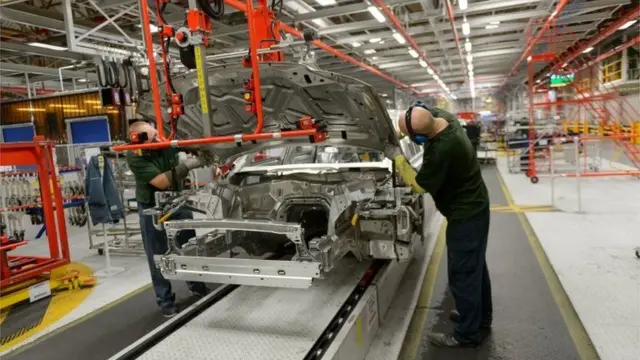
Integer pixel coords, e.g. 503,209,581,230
198,0,224,20
96,60,108,88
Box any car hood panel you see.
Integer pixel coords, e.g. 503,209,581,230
137,62,399,161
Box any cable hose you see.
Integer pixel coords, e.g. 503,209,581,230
96,61,108,88
198,0,224,20
118,62,129,89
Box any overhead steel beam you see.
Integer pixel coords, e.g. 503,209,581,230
0,63,97,80
0,5,141,46
0,42,86,61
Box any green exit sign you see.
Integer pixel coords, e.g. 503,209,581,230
549,73,575,87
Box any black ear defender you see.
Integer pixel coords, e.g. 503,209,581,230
404,100,430,145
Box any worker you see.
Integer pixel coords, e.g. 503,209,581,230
126,120,209,318
385,103,492,348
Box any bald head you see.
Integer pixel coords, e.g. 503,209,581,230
129,121,158,143
397,106,435,137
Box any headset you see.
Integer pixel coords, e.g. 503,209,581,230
404,100,430,145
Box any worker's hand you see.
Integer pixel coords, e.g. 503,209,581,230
384,143,403,160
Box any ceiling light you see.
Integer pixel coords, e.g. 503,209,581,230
380,93,388,97
393,32,406,44
364,49,376,54
536,79,541,83
369,38,382,43
427,67,434,75
489,21,500,25
314,0,336,5
408,48,419,58
468,63,473,71
459,0,468,11
368,6,386,23
464,40,472,52
582,46,594,54
485,24,499,29
312,19,330,28
28,42,67,51
419,59,428,67
527,55,532,62
462,17,470,36
77,78,88,83
433,74,440,81
466,53,473,63
451,94,458,100
352,42,362,47
379,40,385,44
372,56,379,60
618,20,637,30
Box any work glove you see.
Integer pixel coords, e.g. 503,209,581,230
384,143,403,160
181,157,206,171
166,157,207,187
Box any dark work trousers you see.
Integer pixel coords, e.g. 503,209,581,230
138,203,207,309
446,206,492,344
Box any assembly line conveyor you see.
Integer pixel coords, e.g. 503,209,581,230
109,250,418,360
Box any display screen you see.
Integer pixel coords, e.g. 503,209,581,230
549,73,575,87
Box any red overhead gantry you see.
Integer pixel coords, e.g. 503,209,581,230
114,0,421,153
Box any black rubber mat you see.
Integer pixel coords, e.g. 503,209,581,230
414,166,596,360
1,297,51,346
3,282,215,360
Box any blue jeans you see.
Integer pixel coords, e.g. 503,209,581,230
138,203,207,309
446,206,493,344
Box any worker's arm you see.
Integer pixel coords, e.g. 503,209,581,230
414,150,449,195
393,155,426,194
126,152,204,190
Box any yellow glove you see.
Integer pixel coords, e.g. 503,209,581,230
394,155,426,194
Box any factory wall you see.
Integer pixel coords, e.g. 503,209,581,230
0,90,126,143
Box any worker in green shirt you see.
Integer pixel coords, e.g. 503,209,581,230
125,121,209,318
385,102,492,348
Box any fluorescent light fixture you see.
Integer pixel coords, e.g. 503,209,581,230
379,40,385,44
562,62,568,68
485,24,499,29
364,49,376,54
489,21,500,25
462,20,470,36
536,79,541,83
28,42,67,51
582,46,594,54
527,55,532,62
466,53,473,63
136,24,159,33
380,93,388,97
368,6,386,23
468,63,473,71
369,38,382,43
352,42,362,47
451,94,458,100
408,48,419,58
465,40,472,52
393,32,406,44
77,78,88,83
314,0,336,5
459,0,468,11
433,74,440,81
427,67,434,75
419,59,428,67
619,20,637,30
372,56,379,60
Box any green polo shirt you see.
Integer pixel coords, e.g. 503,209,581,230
415,108,489,219
126,148,181,205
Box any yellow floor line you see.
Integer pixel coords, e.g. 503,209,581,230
3,283,152,357
495,171,600,360
398,222,447,360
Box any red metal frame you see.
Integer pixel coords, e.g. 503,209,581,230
524,7,640,182
443,0,467,75
0,137,70,289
